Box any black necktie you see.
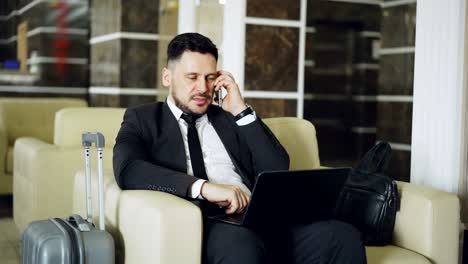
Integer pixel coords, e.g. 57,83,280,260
181,113,208,180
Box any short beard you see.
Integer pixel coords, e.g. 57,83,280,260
171,90,212,115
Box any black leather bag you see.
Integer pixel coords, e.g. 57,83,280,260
334,142,400,246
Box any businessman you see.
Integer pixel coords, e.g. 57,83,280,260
113,32,366,264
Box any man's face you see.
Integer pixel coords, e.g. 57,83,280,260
163,51,217,115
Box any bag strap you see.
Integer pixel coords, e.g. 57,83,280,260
355,142,392,174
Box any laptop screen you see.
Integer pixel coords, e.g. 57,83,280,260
242,168,350,228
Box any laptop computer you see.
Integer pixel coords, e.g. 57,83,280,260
206,168,350,229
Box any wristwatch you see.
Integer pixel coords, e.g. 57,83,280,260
234,104,254,121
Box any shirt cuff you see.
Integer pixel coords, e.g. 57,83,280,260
190,179,207,199
236,111,257,126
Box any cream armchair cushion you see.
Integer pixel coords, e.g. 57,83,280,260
263,117,320,170
13,107,125,232
0,97,87,194
72,117,460,264
73,170,202,264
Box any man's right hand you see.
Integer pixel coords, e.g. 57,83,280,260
200,182,250,215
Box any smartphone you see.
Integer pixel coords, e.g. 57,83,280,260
214,71,225,107
214,87,223,108
217,88,223,108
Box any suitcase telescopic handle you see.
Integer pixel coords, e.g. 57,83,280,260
82,132,106,231
82,132,105,148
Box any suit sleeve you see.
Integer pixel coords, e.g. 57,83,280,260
237,117,290,176
113,108,198,197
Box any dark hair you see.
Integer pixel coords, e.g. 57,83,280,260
167,33,218,64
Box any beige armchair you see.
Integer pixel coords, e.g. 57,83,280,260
13,107,125,232
0,97,87,195
72,117,460,264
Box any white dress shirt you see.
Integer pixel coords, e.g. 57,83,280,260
166,97,256,199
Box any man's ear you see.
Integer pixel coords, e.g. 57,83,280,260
162,67,171,87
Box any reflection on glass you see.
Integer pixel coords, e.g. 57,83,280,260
301,0,415,181
381,4,417,48
196,0,224,68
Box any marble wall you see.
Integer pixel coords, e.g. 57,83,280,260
242,0,384,166
89,0,173,107
121,0,159,33
245,98,297,118
242,0,415,181
244,25,299,92
242,0,302,118
247,0,300,20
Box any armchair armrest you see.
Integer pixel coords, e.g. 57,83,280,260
119,190,202,264
14,137,84,230
393,181,460,264
73,170,203,264
13,137,113,231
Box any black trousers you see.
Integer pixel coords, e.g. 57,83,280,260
202,220,367,264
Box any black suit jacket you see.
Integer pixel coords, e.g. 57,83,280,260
113,102,290,198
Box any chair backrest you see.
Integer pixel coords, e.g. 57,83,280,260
263,117,320,170
54,107,126,147
0,98,87,145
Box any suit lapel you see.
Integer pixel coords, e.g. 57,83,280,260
158,102,187,172
207,106,241,162
157,103,252,188
207,106,253,189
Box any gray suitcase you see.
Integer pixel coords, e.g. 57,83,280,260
21,132,115,264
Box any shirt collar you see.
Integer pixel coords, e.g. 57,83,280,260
167,96,184,120
166,96,208,123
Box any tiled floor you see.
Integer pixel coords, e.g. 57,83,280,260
0,195,20,264
0,217,20,264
